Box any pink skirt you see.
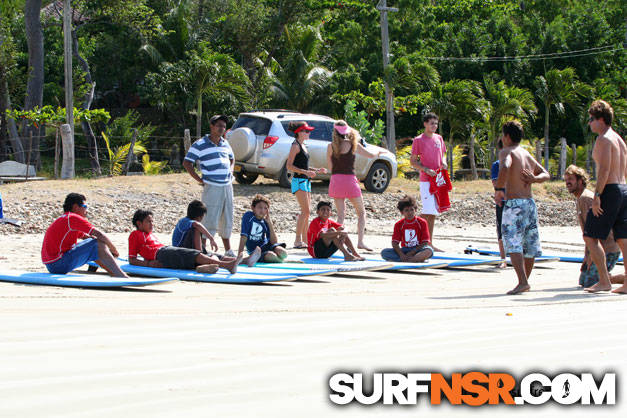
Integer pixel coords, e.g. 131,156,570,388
329,174,362,199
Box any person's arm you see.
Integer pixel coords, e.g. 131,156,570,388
286,143,316,178
237,235,248,256
522,157,550,184
128,256,162,268
90,228,119,258
392,241,410,261
356,142,385,159
192,221,218,252
183,160,204,186
440,138,448,170
265,212,278,244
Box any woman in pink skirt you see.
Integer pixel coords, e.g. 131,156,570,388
326,120,385,251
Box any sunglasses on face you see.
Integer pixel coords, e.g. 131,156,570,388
79,203,88,209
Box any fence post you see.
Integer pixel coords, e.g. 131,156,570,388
123,129,138,175
184,129,191,153
60,124,74,179
571,143,576,167
559,137,567,178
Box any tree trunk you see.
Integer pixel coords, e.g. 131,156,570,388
469,131,477,180
447,132,454,179
23,0,44,167
571,143,576,166
72,28,101,174
1,80,25,162
543,105,550,171
196,94,203,139
559,137,567,178
60,123,74,179
535,139,541,164
0,77,8,161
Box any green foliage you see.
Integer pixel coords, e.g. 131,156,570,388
395,144,413,178
7,106,110,127
101,131,146,176
343,99,384,146
141,153,167,175
104,109,155,149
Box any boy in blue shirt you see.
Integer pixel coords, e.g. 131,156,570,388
238,194,287,266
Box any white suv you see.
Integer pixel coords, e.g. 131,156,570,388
225,111,397,193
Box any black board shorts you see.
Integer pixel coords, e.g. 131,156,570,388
495,203,504,240
156,246,200,270
313,239,338,259
584,184,627,240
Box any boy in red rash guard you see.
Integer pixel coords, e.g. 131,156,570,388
41,193,128,277
381,195,434,262
306,201,364,261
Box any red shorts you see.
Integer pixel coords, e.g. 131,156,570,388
329,174,362,199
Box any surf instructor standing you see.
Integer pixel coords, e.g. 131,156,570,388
183,115,236,256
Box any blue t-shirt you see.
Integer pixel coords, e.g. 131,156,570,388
240,211,269,253
172,217,195,247
491,160,500,181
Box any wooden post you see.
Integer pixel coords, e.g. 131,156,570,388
571,143,576,166
535,140,541,166
60,123,74,179
25,131,32,181
376,0,398,153
54,128,60,178
183,129,191,153
123,128,138,175
63,0,73,131
559,137,567,178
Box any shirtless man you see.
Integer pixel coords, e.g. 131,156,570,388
494,121,549,294
582,100,627,293
563,164,622,288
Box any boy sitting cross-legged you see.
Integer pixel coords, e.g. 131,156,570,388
129,209,242,274
238,194,288,267
307,201,364,262
381,195,434,262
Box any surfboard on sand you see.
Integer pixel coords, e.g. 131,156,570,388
332,253,501,269
99,262,299,284
284,255,395,272
464,246,559,263
0,270,177,288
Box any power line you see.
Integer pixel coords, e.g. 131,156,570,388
422,45,623,62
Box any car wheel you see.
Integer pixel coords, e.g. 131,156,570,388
278,163,293,188
234,170,259,185
364,162,391,193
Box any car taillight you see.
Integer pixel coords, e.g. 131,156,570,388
263,136,279,149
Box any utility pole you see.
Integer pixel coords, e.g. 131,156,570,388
376,0,398,153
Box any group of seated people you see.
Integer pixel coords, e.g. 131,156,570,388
41,193,435,277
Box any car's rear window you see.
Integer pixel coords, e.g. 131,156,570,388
280,120,333,142
232,116,272,135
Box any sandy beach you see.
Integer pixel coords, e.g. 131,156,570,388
1,224,625,417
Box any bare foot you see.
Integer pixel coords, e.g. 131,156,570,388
585,283,612,293
496,262,507,269
226,253,244,273
612,285,627,294
293,241,307,249
357,244,373,252
610,274,624,284
507,284,530,295
344,254,359,262
431,245,443,252
196,264,219,274
246,247,262,267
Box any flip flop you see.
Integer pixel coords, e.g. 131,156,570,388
293,242,307,249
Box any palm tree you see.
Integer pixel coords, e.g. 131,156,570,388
483,76,537,162
534,68,584,171
187,44,250,138
270,25,333,112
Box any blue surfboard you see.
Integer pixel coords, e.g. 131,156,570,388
0,270,177,288
284,256,395,271
465,247,559,263
331,253,499,269
110,262,298,284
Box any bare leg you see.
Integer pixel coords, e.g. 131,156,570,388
334,198,346,225
196,252,242,274
96,241,129,278
331,236,359,261
222,237,231,252
422,214,440,251
244,247,262,267
274,246,288,261
340,234,365,261
583,236,612,292
497,239,507,269
294,190,310,246
524,256,535,280
408,248,433,263
507,252,530,294
611,238,627,293
193,229,203,252
348,196,371,251
263,251,282,263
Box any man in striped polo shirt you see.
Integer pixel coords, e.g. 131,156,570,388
183,115,236,256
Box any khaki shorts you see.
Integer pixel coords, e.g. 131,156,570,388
201,183,233,239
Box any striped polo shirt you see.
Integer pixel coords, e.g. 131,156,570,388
185,135,234,186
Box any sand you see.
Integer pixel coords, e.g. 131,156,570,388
1,226,626,417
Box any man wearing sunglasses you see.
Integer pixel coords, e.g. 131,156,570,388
582,100,627,293
41,193,128,277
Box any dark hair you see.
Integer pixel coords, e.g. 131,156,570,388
423,113,439,123
132,209,153,228
316,201,332,211
288,121,307,134
502,121,523,144
588,100,613,126
497,138,504,150
209,114,228,125
397,195,418,212
63,193,86,212
187,200,207,219
251,194,270,208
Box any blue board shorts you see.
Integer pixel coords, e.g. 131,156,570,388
501,198,542,258
45,238,99,274
291,177,311,194
579,251,620,288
